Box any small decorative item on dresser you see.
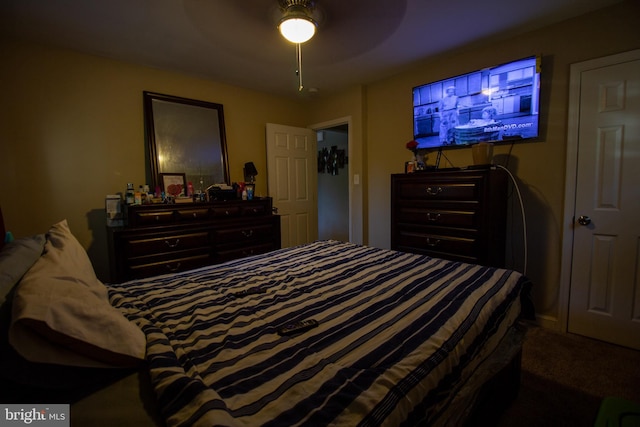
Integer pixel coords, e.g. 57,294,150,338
160,173,187,198
125,183,135,205
175,197,194,204
405,161,416,173
471,142,494,165
405,140,420,173
406,140,419,157
245,184,255,200
105,195,124,227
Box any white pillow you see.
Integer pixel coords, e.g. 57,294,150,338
9,220,146,368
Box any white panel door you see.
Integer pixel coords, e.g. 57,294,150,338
265,123,317,248
568,53,640,350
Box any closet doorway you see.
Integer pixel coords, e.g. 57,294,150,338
561,49,640,350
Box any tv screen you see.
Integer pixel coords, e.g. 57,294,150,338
413,55,540,150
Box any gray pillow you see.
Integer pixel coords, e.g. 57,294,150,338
0,234,45,306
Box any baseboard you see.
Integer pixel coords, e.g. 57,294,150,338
533,314,563,332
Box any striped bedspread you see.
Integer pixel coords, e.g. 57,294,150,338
108,240,527,427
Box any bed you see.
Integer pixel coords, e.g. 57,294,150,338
0,212,532,427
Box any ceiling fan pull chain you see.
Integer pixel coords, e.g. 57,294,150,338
296,43,304,91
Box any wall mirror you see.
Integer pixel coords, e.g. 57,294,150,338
144,91,230,194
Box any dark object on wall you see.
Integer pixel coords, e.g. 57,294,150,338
318,146,347,175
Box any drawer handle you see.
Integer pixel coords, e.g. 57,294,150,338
242,230,254,238
193,212,198,218
164,238,180,248
426,186,443,196
243,249,255,256
426,238,441,247
426,212,441,222
225,210,230,215
166,262,181,272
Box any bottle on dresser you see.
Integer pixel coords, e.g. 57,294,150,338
125,183,135,205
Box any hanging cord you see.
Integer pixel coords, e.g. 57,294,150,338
504,143,515,170
296,43,304,91
440,150,455,168
495,164,528,275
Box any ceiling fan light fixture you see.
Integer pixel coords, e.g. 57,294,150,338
278,1,317,44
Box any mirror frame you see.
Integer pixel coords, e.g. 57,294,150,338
143,91,230,192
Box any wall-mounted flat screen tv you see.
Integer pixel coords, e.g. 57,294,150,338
413,55,540,150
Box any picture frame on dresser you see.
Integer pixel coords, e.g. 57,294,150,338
160,173,186,197
405,161,416,173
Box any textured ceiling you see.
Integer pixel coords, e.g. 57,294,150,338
0,0,623,98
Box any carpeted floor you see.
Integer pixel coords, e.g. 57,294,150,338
495,325,640,427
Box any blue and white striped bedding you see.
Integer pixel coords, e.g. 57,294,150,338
108,240,528,427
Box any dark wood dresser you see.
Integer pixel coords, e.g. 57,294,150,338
391,167,507,267
108,197,280,283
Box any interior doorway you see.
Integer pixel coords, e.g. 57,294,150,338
316,125,349,241
265,117,358,247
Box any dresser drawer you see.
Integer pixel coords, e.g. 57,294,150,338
211,205,241,217
395,177,483,202
395,229,477,260
241,203,269,216
130,209,175,225
394,206,478,228
127,252,213,279
213,222,276,246
211,201,270,217
124,231,210,257
215,242,277,262
175,208,210,221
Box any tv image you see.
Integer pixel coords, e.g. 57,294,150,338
413,55,540,150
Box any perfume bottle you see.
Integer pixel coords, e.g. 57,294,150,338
125,183,135,205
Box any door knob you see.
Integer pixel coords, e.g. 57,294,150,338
578,215,591,226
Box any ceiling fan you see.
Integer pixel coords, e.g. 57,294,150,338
277,0,319,91
278,0,318,44
184,0,406,94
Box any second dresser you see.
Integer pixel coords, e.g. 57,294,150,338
391,167,507,267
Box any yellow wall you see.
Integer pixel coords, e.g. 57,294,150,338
364,0,640,325
0,39,308,280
